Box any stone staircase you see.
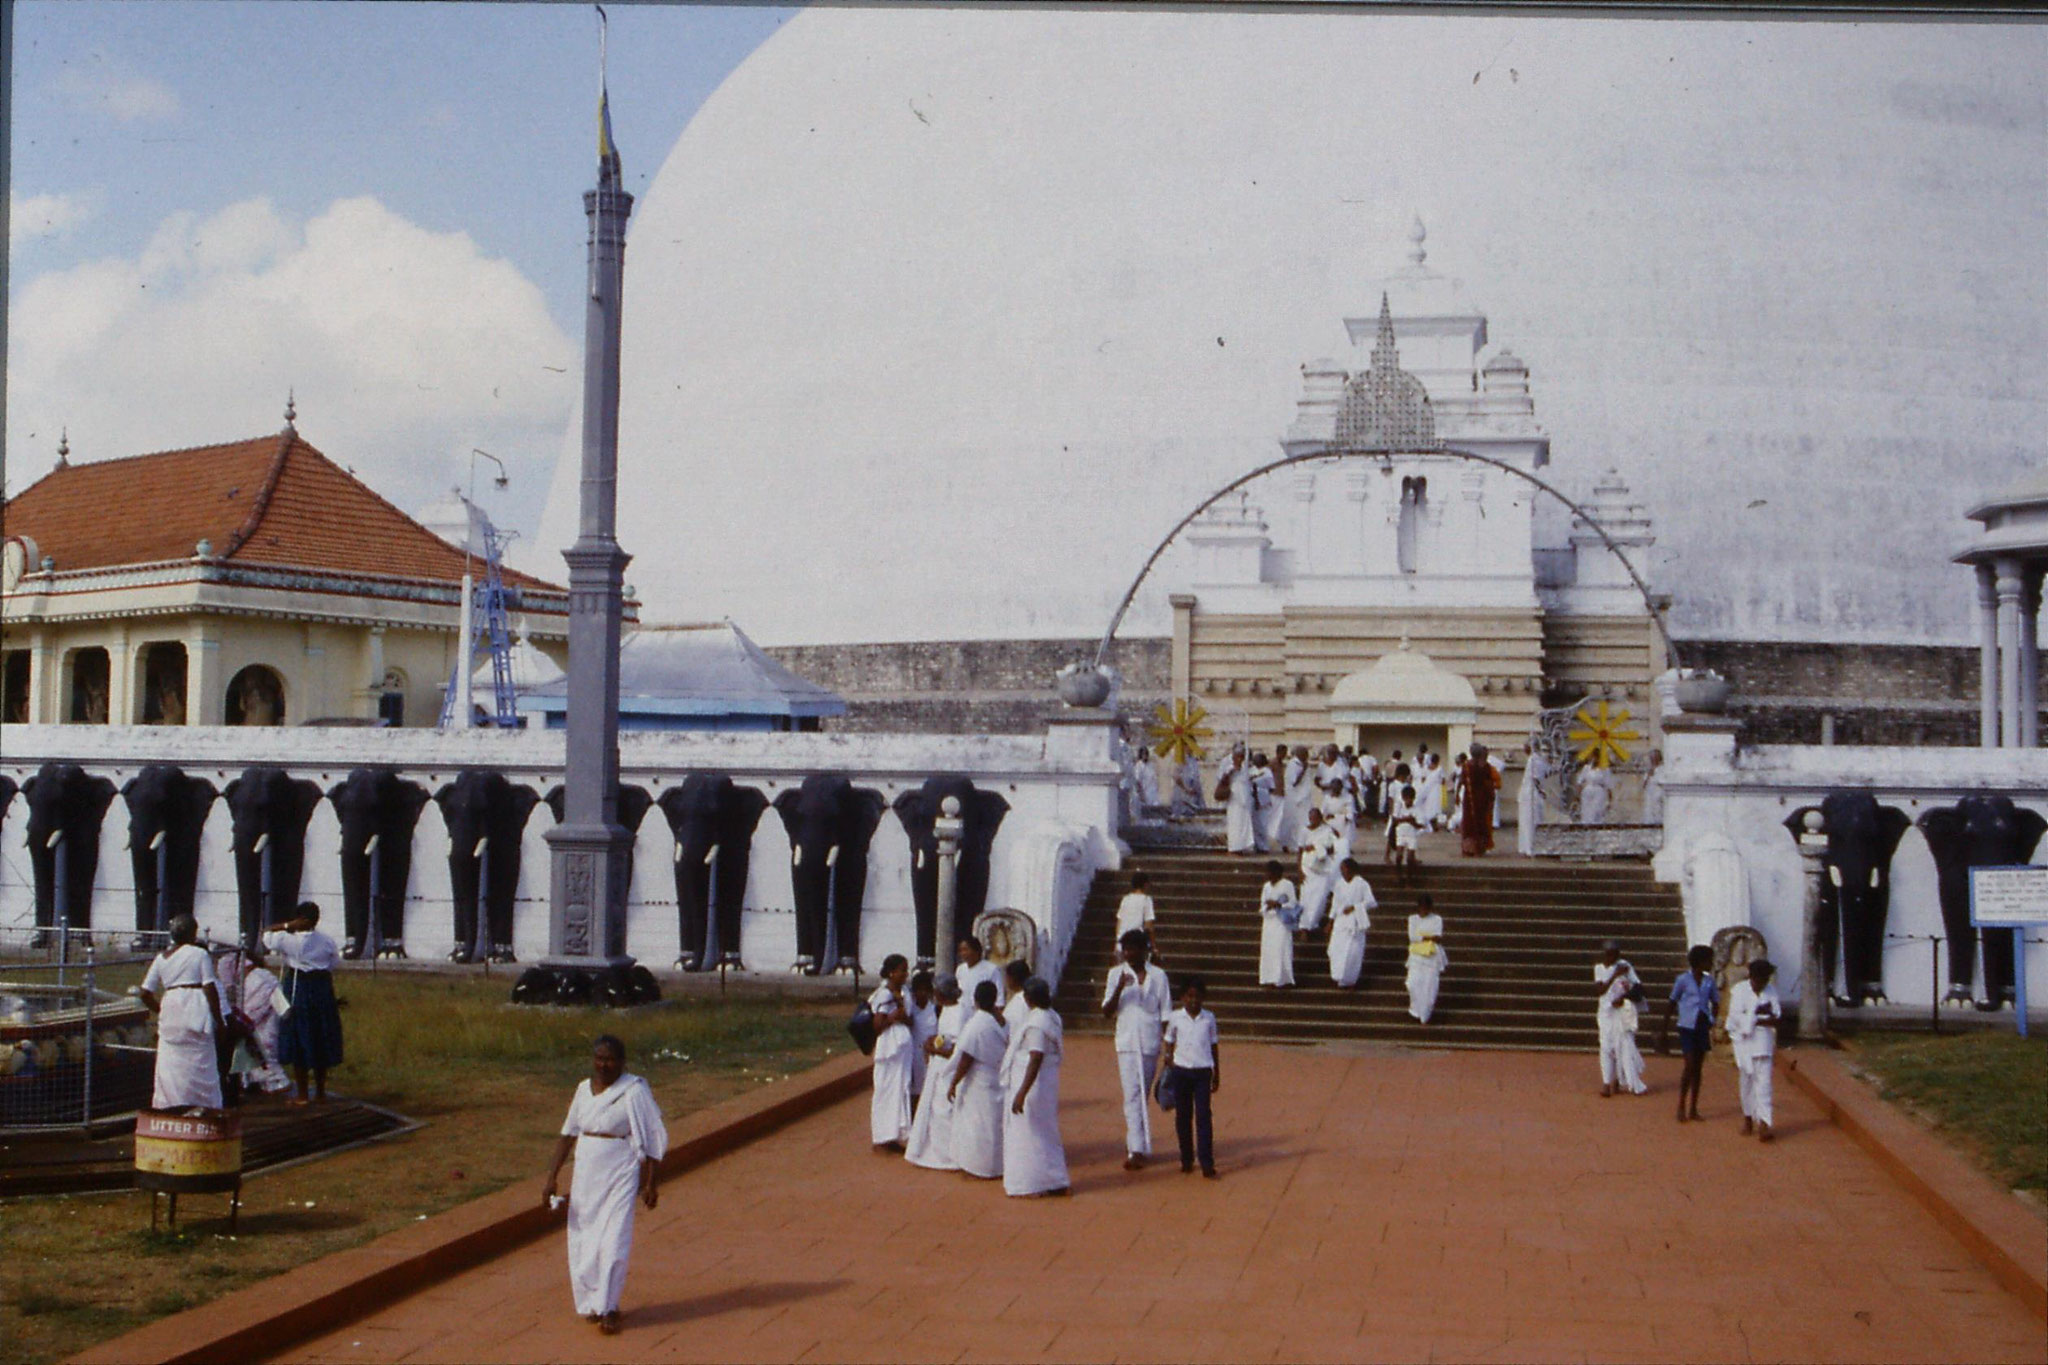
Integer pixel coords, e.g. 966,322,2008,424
1055,842,1689,1051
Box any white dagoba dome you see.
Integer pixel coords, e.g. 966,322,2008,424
1330,645,1480,715
532,9,2048,648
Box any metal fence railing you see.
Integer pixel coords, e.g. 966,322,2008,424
0,928,168,1131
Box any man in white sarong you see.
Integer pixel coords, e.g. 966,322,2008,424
1004,979,1070,1197
1405,893,1447,1024
542,1036,668,1335
1517,742,1551,857
1725,959,1782,1141
1320,780,1356,853
1577,762,1614,825
1251,754,1277,852
1170,753,1206,819
1640,748,1665,825
947,980,1010,1178
867,955,914,1148
955,935,1004,1023
137,916,224,1112
1415,754,1447,831
238,947,292,1095
1487,752,1505,829
1328,860,1375,989
1257,861,1298,988
1221,746,1261,854
1594,941,1648,1096
1297,809,1344,933
906,976,964,1170
1263,747,1291,852
1102,931,1171,1170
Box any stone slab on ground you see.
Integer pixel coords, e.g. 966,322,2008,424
277,1040,2045,1365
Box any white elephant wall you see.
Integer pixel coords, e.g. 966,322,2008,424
0,723,1124,990
1655,730,2048,1012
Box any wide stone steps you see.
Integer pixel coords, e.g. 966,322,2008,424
1056,848,1688,1052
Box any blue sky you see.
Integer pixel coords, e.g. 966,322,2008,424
10,1,793,336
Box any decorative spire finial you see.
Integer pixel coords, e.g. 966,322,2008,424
56,428,70,469
1371,292,1400,372
284,389,297,432
1408,215,1427,268
596,6,622,188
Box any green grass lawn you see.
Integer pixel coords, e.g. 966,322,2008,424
0,973,848,1365
1848,1031,2048,1196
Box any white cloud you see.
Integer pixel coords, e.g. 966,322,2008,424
5,196,577,529
53,62,182,123
9,191,97,250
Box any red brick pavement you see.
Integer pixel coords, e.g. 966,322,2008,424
279,1040,2046,1365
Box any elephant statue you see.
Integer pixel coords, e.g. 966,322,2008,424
224,766,324,948
1918,796,2048,1009
121,765,219,943
544,783,653,960
434,771,541,964
0,776,17,828
23,763,117,937
656,775,768,971
892,776,1010,967
1784,793,1912,1006
773,774,887,975
328,769,430,960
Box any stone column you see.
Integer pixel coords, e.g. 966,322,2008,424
105,627,131,726
1996,559,2024,749
1977,564,2000,748
187,625,225,727
28,632,60,724
933,796,963,973
2021,565,2041,748
1795,809,1830,1042
1169,594,1195,702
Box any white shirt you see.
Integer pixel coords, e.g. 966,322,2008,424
1332,874,1376,929
1725,980,1782,1060
956,958,1004,1017
142,942,217,996
1594,960,1641,1016
264,927,341,971
1115,891,1157,939
1301,823,1344,879
1260,878,1298,917
1101,961,1172,1054
1162,1007,1219,1070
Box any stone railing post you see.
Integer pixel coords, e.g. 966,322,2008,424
1796,809,1829,1042
934,796,963,973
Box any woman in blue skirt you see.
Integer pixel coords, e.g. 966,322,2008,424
263,902,345,1104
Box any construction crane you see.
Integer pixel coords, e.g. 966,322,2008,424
439,452,522,728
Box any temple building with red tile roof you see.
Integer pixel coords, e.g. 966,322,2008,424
1,412,579,728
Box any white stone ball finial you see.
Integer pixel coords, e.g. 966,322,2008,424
940,795,962,818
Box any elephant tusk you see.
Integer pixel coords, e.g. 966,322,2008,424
916,849,924,870
705,843,719,867
792,844,802,867
1869,868,1880,889
474,837,489,858
47,830,64,849
150,830,166,851
1827,865,1842,888
364,834,381,856
675,844,686,865
826,844,841,868
253,833,270,854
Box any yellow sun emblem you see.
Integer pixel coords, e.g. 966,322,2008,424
1149,698,1213,766
1569,700,1640,769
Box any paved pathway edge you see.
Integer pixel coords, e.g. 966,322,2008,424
1785,1049,2047,1322
67,1052,873,1365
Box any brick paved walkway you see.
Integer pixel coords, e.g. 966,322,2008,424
282,1040,2045,1364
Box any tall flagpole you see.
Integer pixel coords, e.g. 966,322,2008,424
541,5,637,980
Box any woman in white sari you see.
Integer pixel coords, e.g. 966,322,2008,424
1327,860,1375,989
1405,893,1447,1025
1256,861,1298,988
1004,979,1070,1197
1415,754,1447,831
137,916,224,1112
867,955,914,1150
906,976,964,1170
947,980,1010,1179
542,1036,669,1336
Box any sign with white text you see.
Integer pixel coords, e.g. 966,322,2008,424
1970,865,2048,927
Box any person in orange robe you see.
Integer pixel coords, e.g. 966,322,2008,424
1458,743,1499,857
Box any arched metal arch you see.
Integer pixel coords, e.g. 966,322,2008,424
1094,448,1682,673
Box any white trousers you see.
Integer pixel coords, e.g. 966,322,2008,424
1117,1048,1156,1157
1738,1052,1774,1126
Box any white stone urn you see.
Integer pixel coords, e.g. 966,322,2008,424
1674,670,1732,714
1055,662,1113,708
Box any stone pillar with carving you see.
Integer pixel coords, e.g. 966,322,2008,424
1796,809,1829,1042
934,795,963,974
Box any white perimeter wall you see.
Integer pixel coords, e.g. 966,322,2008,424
1655,731,2048,1009
0,723,1125,988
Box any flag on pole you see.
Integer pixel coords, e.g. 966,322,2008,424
596,6,621,186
